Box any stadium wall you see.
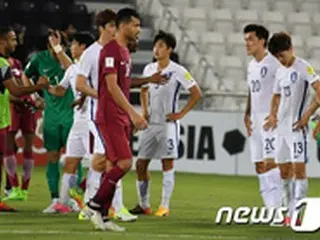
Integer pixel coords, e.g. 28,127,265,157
15,111,320,178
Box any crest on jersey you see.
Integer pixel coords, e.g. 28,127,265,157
105,57,114,68
290,71,298,83
260,66,268,78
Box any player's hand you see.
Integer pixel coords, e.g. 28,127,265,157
149,71,169,85
293,115,309,131
166,112,183,122
72,95,86,110
142,111,149,122
264,114,278,131
37,76,49,89
313,122,320,140
48,30,61,47
35,97,45,110
244,114,252,136
130,111,148,130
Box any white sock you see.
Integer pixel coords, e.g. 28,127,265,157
136,179,151,209
258,172,272,207
84,169,102,204
292,178,308,215
112,180,124,212
60,173,77,205
161,169,175,209
267,168,282,208
281,178,294,217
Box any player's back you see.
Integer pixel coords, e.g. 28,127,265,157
96,40,131,125
247,53,280,117
78,41,102,121
276,57,318,132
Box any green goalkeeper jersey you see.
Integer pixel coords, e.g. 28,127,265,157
24,50,74,121
0,56,11,129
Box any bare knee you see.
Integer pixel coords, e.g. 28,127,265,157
63,157,81,174
162,159,174,171
91,154,106,172
293,163,306,179
117,159,132,173
47,151,60,163
279,163,293,179
255,162,267,174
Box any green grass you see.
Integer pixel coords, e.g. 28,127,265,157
0,167,319,240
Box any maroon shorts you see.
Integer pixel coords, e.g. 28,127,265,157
97,122,132,162
9,104,36,134
0,127,8,154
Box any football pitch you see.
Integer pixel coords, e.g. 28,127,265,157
0,167,319,240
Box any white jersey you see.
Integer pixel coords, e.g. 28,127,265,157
60,62,88,124
274,57,319,135
77,41,103,121
142,61,197,124
247,53,281,119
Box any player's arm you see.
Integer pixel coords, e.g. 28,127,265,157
9,94,23,104
4,76,49,97
107,73,146,129
131,71,168,87
75,74,98,98
48,65,72,97
140,86,149,120
49,31,72,69
244,90,252,136
48,85,67,97
167,69,202,121
264,93,280,131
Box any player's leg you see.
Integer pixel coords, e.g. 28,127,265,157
0,127,15,212
129,158,152,215
85,123,132,231
261,133,282,208
42,120,63,213
277,135,293,226
3,131,19,196
291,132,308,222
155,158,174,217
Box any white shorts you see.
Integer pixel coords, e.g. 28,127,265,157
88,120,105,155
250,129,277,163
138,122,180,159
66,120,89,158
276,130,308,164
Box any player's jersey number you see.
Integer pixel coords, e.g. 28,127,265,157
250,80,261,93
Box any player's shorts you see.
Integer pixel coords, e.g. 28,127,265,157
97,122,132,162
276,130,308,164
9,104,36,134
138,122,180,159
250,115,277,163
66,120,89,158
88,120,105,155
0,127,8,154
43,115,73,152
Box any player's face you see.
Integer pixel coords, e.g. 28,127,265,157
103,21,116,38
275,49,293,66
71,40,84,59
244,32,264,56
5,31,18,56
153,40,171,61
124,17,141,44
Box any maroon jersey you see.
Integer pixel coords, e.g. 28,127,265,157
96,40,132,125
8,57,23,82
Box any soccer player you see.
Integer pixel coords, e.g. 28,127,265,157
48,32,95,213
3,56,44,201
130,31,201,217
264,32,320,225
82,8,150,232
243,25,282,211
0,26,48,211
24,30,75,213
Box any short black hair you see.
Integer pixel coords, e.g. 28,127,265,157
268,32,292,56
72,32,95,48
0,26,13,39
243,24,269,48
153,30,176,50
95,9,117,29
116,8,141,28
